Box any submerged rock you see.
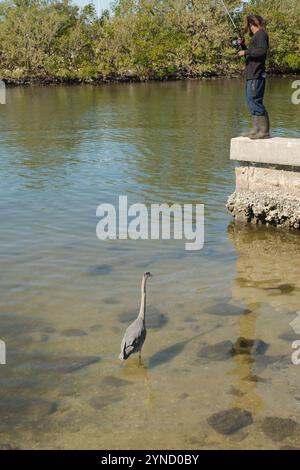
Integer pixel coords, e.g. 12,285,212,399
197,341,233,362
279,330,298,342
206,303,252,317
101,376,132,388
61,329,87,337
232,337,269,356
90,393,122,410
118,306,168,329
103,297,120,305
207,408,253,435
89,324,103,332
228,386,245,397
261,417,298,442
243,374,269,383
87,264,112,276
184,316,197,323
0,398,57,423
253,355,290,373
41,326,56,334
178,393,189,400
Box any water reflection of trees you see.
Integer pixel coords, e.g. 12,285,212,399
1,80,243,191
110,79,246,200
3,78,299,191
2,86,99,173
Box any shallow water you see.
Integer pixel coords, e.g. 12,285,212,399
1,78,300,449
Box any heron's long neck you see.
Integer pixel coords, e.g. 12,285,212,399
138,277,147,321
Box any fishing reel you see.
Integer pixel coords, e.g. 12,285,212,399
232,37,246,51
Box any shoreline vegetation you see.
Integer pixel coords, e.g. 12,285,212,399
0,0,299,86
3,70,300,87
2,70,300,87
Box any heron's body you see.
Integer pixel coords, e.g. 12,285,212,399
119,272,152,361
119,317,146,360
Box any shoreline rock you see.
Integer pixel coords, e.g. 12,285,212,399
227,191,300,230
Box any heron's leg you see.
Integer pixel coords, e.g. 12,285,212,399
138,350,142,366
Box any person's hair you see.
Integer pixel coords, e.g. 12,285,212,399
244,14,268,36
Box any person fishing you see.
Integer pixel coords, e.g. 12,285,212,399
237,15,270,139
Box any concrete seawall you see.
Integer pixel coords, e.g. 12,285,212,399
227,137,300,229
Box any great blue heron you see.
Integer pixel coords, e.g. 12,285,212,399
119,272,152,362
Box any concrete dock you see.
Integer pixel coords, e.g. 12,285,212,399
227,137,300,229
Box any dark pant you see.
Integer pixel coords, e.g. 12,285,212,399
246,78,267,116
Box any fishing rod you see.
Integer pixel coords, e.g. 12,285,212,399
218,0,245,49
219,0,238,31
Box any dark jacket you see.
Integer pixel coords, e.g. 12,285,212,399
243,29,269,80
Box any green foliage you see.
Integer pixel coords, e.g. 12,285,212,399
0,0,299,81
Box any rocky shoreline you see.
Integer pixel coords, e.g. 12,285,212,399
227,191,300,230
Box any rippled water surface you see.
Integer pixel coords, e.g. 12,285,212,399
1,78,300,449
